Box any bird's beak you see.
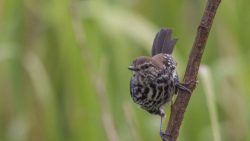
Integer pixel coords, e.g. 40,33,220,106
128,66,139,71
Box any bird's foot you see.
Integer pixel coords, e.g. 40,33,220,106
160,131,170,141
177,79,198,94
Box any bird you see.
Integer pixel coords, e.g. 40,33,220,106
128,28,191,140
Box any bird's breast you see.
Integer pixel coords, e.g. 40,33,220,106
130,73,176,110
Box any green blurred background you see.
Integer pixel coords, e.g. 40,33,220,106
1,0,250,141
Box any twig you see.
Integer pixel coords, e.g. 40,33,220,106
164,0,221,141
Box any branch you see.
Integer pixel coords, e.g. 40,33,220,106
164,0,221,141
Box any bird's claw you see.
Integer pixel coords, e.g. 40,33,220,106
177,79,198,94
186,79,198,86
160,131,170,141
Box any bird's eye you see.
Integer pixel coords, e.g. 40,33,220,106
142,65,149,69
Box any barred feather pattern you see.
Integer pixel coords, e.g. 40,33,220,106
130,54,178,116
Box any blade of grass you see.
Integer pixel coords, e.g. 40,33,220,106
199,65,221,141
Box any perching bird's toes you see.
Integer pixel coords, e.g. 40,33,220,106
177,79,198,94
160,131,170,141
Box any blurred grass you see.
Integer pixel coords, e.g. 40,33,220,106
0,0,250,141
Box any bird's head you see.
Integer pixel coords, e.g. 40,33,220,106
128,56,162,79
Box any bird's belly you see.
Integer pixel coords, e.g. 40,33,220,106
130,79,175,111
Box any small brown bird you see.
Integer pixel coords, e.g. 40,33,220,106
128,29,190,139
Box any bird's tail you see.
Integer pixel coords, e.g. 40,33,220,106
151,29,178,56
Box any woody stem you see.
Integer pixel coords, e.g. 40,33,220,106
163,0,221,141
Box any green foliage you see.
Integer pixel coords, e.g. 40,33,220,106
0,0,250,141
